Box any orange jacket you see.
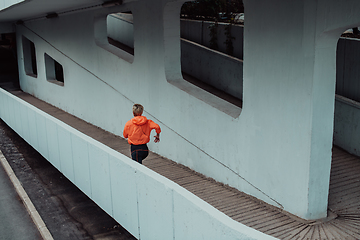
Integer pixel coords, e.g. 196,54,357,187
123,116,161,145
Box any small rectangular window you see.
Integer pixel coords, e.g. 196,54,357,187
22,36,37,77
45,53,64,86
94,12,134,63
107,12,134,56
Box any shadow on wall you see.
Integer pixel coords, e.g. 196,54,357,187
0,33,19,90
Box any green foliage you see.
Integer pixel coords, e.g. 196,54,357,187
181,0,244,21
209,21,219,50
224,23,235,56
182,0,241,53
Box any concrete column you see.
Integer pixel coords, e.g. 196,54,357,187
242,0,360,219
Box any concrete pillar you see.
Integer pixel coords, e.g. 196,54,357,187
243,0,360,219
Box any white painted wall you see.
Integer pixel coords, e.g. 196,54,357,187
0,0,23,10
0,88,277,240
12,0,360,220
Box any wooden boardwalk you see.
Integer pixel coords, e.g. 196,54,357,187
4,89,360,240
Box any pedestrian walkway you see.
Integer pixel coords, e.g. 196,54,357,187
0,151,42,240
2,87,360,240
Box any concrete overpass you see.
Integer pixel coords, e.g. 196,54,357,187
1,0,360,239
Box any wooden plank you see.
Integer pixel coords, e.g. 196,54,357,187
329,170,360,182
174,177,208,187
321,223,347,240
329,175,360,189
310,225,321,240
340,218,360,228
276,224,308,240
330,157,359,168
242,211,282,226
318,224,331,240
265,222,304,238
202,192,242,208
330,197,360,211
296,225,315,240
156,169,193,179
215,197,251,213
208,193,245,206
328,191,357,203
331,219,360,239
235,207,275,223
253,215,293,231
145,158,175,167
230,206,267,219
198,189,236,202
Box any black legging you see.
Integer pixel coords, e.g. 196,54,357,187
130,144,149,164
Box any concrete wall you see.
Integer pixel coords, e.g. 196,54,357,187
107,14,243,100
107,16,360,150
11,0,360,221
107,13,134,48
242,0,360,220
0,88,276,240
333,37,360,156
334,95,360,156
181,39,243,100
336,37,360,103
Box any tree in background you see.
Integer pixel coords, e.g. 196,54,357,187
181,0,244,22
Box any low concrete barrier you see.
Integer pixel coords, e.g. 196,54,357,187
333,37,360,157
181,39,243,100
334,95,360,157
336,38,360,103
180,19,244,60
0,88,275,240
107,14,134,49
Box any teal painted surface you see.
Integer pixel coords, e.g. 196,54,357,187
45,118,61,170
72,134,91,196
109,156,139,238
0,88,276,240
334,96,360,157
10,0,360,221
0,0,24,11
58,126,74,182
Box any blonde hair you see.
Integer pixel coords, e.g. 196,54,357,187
132,104,143,116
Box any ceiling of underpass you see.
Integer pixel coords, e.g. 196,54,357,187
0,0,110,22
